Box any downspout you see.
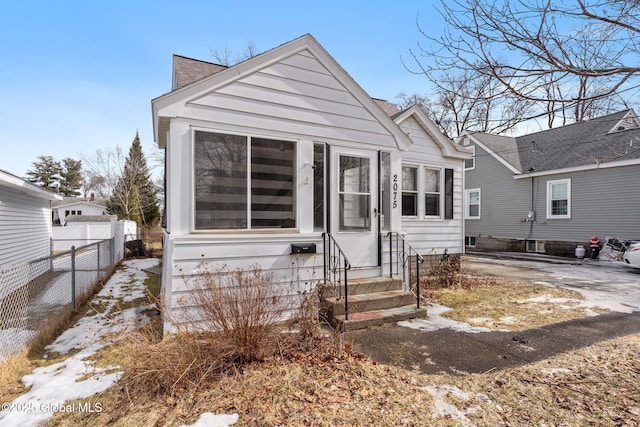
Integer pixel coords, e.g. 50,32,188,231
526,167,535,240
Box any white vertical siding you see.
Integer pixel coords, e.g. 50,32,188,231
0,186,52,268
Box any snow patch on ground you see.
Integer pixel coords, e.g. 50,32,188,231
541,367,573,375
398,304,494,333
179,412,239,427
420,384,490,426
499,316,517,325
0,258,159,427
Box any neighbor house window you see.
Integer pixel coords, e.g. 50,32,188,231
466,189,481,219
194,131,296,230
547,179,570,219
424,168,441,217
464,145,475,170
465,236,476,247
402,166,418,216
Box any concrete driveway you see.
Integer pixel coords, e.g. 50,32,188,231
463,253,640,313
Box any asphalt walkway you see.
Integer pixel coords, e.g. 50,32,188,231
346,308,640,375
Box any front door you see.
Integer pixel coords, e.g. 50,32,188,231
332,149,379,267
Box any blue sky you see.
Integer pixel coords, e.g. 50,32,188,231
0,0,441,179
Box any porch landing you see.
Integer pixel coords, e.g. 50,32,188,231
321,276,427,331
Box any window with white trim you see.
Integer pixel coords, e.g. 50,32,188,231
194,130,296,230
402,165,453,219
546,179,570,219
424,168,441,217
465,188,481,219
402,166,418,216
464,145,475,170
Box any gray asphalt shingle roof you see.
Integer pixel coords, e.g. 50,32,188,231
474,110,640,173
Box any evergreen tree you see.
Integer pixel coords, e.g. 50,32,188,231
59,158,83,197
26,155,62,192
107,132,160,228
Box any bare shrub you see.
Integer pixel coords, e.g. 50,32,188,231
120,263,338,397
177,263,292,363
424,254,462,289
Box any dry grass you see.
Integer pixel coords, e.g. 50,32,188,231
428,278,598,330
421,257,605,330
432,333,640,426
0,349,33,402
46,332,640,426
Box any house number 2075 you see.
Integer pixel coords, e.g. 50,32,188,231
392,174,398,209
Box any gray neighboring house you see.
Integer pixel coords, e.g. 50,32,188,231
459,109,640,257
0,169,62,268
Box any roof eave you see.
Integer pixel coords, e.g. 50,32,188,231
0,170,63,201
395,106,472,159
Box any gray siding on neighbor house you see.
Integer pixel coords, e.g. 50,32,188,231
528,165,640,242
465,142,640,245
464,144,532,240
0,185,52,268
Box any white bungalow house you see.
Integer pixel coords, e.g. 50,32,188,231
0,169,62,268
52,194,107,226
152,34,470,331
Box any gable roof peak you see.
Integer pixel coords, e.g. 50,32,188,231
154,34,415,151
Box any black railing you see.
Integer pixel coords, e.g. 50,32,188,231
387,232,425,309
322,232,352,320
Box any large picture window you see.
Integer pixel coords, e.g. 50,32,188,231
547,179,570,219
194,131,296,230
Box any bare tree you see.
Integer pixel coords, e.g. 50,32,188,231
210,41,259,66
412,0,640,128
82,146,126,199
397,69,533,138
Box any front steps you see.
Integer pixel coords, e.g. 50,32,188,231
320,276,427,331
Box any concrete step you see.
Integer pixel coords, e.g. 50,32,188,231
346,276,403,295
335,305,428,331
324,290,416,317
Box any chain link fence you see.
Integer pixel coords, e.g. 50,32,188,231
0,239,116,360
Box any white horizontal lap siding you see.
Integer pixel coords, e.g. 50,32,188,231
185,51,395,148
399,117,465,254
402,221,464,254
170,238,323,282
398,118,443,157
164,236,324,328
0,187,51,268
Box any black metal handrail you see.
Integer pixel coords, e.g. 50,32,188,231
322,232,352,320
387,232,425,308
